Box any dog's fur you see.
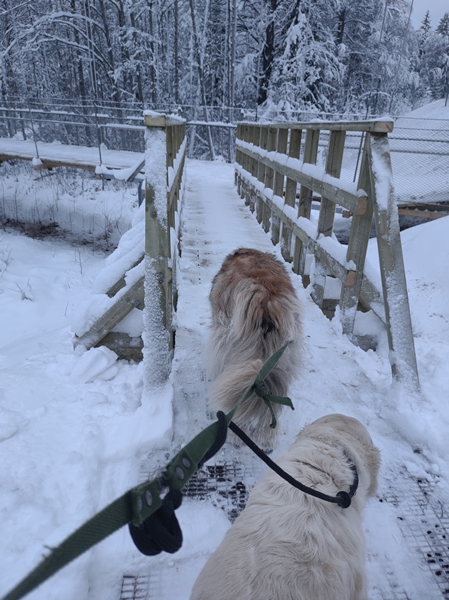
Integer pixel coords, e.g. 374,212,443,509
190,414,381,600
207,248,303,450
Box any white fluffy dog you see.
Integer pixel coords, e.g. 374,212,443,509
190,414,381,600
207,248,303,450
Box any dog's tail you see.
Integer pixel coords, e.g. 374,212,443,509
208,356,290,449
209,358,264,415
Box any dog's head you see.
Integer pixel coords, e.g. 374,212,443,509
297,413,381,497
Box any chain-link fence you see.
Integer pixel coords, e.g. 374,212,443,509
1,100,448,206
0,99,145,154
0,99,242,161
301,118,449,208
390,117,449,206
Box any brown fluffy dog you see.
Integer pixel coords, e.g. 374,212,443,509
206,248,303,450
190,414,381,600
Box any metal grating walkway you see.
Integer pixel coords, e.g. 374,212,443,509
379,470,449,599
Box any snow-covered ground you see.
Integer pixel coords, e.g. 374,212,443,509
1,129,449,599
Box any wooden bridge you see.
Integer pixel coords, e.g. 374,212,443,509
0,109,421,386
3,111,449,600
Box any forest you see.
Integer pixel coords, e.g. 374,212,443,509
0,0,448,122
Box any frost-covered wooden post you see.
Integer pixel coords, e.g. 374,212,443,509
369,132,420,388
281,128,302,263
293,129,319,276
143,112,186,387
311,130,346,307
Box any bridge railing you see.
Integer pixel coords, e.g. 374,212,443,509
235,120,419,388
143,112,187,386
74,112,187,381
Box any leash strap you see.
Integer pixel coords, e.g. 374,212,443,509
228,421,358,509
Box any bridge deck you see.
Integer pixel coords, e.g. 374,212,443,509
0,137,143,173
131,159,448,600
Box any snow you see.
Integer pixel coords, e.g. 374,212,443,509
0,138,144,171
1,122,449,600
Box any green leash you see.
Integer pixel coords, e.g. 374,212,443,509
1,343,292,600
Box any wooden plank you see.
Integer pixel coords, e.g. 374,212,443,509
369,133,419,387
271,128,288,245
397,208,449,219
339,135,373,337
106,257,145,298
125,157,146,182
397,201,449,211
34,159,95,171
238,120,394,133
312,131,346,307
282,128,302,262
293,129,319,277
144,113,186,128
75,276,145,349
98,332,143,362
237,143,364,214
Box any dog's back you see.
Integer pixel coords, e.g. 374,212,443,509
207,248,303,449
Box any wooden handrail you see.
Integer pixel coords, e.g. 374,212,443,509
235,119,419,388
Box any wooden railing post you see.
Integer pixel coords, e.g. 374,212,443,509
281,128,302,262
235,124,242,191
256,127,268,224
248,124,259,212
245,125,255,207
369,133,420,387
311,130,346,307
262,126,277,233
241,124,251,202
143,112,186,387
271,127,288,246
293,128,319,276
144,113,171,386
339,134,372,338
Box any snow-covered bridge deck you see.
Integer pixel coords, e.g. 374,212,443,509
128,160,449,600
0,137,143,176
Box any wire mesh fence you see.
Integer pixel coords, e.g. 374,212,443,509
1,100,448,205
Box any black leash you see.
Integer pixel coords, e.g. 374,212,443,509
228,421,358,509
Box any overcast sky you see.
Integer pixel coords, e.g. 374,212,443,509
410,0,448,29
